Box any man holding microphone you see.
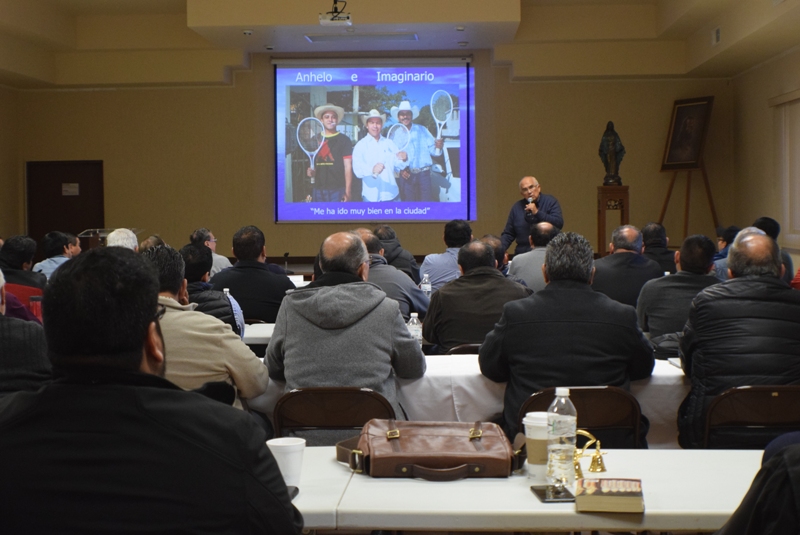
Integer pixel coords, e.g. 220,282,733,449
500,176,564,255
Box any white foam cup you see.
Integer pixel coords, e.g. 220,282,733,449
266,437,306,488
522,412,549,482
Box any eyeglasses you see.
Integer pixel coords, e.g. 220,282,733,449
532,184,541,189
207,238,217,243
154,305,166,322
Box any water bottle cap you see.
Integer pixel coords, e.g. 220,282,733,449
410,312,418,318
555,387,570,397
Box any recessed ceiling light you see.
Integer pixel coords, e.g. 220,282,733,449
456,26,465,31
458,41,468,47
346,28,355,33
265,45,274,50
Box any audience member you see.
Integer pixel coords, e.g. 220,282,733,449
0,270,50,396
358,230,428,321
32,231,74,280
106,228,139,250
139,234,165,251
374,224,419,282
592,225,663,307
636,235,718,359
507,221,560,291
66,233,81,257
0,235,47,290
190,227,232,276
713,225,741,281
180,243,245,337
267,232,425,429
210,225,295,323
0,246,302,533
420,219,472,291
479,234,527,286
679,228,800,448
424,240,532,353
753,216,793,285
480,232,654,439
641,222,676,274
142,245,268,409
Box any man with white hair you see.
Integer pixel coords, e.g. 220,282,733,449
307,103,354,202
352,109,408,202
390,100,443,201
106,228,138,251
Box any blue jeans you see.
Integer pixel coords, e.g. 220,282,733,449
398,169,433,202
312,188,346,202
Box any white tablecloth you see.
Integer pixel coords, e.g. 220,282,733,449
242,323,274,345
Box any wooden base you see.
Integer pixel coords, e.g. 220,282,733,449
597,185,629,256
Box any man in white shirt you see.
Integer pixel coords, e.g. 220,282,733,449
352,109,408,202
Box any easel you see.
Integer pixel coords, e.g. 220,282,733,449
657,162,719,239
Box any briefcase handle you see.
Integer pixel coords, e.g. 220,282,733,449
404,463,482,481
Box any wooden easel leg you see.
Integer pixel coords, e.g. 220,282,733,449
700,163,720,229
658,172,678,224
683,171,692,240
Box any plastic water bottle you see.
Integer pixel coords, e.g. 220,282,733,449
406,313,423,346
420,274,432,298
547,387,577,492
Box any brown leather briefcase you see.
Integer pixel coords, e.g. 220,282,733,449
336,419,524,481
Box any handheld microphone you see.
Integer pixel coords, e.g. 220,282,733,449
527,197,533,204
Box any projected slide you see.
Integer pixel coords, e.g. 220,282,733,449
275,62,476,222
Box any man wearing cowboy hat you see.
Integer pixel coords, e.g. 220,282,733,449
307,103,354,202
352,109,408,202
390,100,444,202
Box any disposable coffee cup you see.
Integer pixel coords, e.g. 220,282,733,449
266,437,306,488
522,412,548,482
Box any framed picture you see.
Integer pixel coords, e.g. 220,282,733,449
661,96,714,171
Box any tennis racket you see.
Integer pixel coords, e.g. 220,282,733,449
430,90,453,140
296,117,325,178
386,123,410,152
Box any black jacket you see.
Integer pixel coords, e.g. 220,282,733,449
479,279,654,438
0,259,47,290
592,252,663,307
379,238,420,283
678,276,800,448
0,370,303,534
187,281,239,336
210,260,295,323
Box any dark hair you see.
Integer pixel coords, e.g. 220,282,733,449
719,225,741,246
728,227,781,278
66,233,79,247
362,233,383,254
444,219,472,248
479,235,504,269
458,241,495,273
679,235,716,275
373,225,397,241
139,235,166,251
0,235,37,269
642,222,667,248
42,231,70,259
141,245,185,295
232,226,265,261
179,243,213,283
189,228,212,246
611,225,643,253
530,222,560,248
44,247,159,372
753,217,781,240
319,232,368,275
544,232,594,283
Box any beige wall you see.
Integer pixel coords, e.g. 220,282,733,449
732,46,800,248
0,86,19,236
6,51,734,254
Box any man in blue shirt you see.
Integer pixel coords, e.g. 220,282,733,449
391,100,443,202
420,219,472,292
500,176,563,255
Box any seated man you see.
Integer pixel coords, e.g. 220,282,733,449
190,227,232,276
480,234,528,286
142,245,268,409
358,230,429,321
106,228,139,251
374,224,419,283
508,222,560,292
179,243,244,338
0,247,302,533
211,225,295,323
480,232,654,438
753,216,793,285
420,219,473,292
0,235,47,290
267,232,425,421
592,225,663,307
679,228,800,448
713,225,741,281
636,235,718,359
641,222,676,274
33,231,77,280
424,240,532,353
0,270,50,396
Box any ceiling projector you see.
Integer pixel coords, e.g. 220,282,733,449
319,13,352,26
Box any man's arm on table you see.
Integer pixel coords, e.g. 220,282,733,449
479,312,511,383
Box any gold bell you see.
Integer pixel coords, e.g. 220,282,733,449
573,455,584,480
588,440,607,473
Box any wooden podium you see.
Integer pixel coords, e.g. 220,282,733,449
597,185,629,256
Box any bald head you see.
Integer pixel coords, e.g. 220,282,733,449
610,225,642,254
319,232,369,277
530,221,560,248
728,228,781,279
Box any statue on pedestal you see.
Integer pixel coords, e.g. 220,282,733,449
599,121,625,186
